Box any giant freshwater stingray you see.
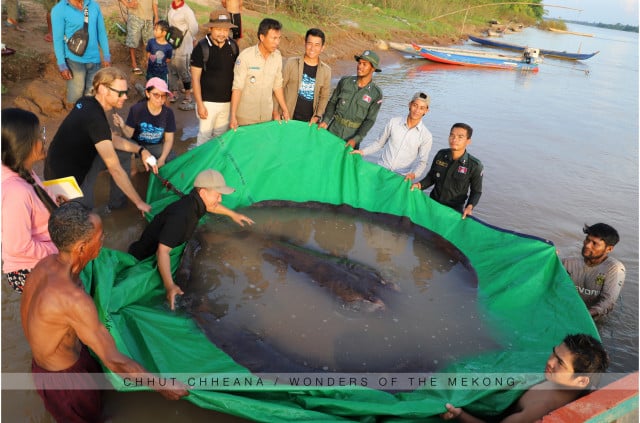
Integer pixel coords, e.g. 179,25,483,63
176,202,500,375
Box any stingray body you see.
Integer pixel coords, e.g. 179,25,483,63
262,237,399,312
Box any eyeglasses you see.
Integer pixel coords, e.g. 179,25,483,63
105,85,129,98
40,126,47,147
149,91,167,99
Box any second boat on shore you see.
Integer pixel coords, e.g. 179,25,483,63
388,41,540,71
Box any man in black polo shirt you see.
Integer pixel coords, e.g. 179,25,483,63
410,123,483,219
129,169,253,309
190,9,239,147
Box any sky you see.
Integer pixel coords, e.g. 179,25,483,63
545,0,639,26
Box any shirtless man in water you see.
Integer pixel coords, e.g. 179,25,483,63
440,334,609,423
21,202,188,422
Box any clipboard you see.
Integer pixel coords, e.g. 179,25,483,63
42,176,83,200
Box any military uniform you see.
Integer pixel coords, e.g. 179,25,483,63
418,148,483,212
322,76,383,148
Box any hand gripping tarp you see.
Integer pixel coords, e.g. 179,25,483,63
82,121,598,422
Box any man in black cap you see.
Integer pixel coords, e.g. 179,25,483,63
128,169,253,310
319,49,383,149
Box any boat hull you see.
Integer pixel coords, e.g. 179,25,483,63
411,43,539,71
468,35,599,60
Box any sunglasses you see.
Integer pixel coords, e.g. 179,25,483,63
105,85,129,98
418,92,428,99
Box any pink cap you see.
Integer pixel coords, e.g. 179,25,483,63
145,77,173,98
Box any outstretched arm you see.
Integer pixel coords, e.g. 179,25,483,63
68,290,188,399
208,204,254,226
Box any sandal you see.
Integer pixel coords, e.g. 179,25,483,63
6,19,26,32
178,99,195,111
132,67,143,75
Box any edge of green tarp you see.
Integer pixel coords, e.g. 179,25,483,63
82,121,598,422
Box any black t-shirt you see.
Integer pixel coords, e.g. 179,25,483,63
292,62,318,122
128,190,207,260
190,37,238,103
44,96,112,184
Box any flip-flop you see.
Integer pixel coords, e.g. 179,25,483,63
1,47,16,56
132,67,143,75
5,19,26,32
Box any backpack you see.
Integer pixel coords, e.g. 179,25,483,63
199,38,239,71
166,26,185,49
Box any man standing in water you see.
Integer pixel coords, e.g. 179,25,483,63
352,91,432,182
441,334,609,422
319,50,383,149
21,202,188,422
562,223,625,319
129,169,254,310
410,123,482,219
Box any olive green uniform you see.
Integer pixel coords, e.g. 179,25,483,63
321,76,383,148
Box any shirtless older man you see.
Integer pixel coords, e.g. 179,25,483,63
21,202,188,422
441,334,609,423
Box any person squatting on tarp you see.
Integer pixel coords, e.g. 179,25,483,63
128,169,254,310
44,67,158,214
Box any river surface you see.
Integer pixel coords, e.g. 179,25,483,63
2,23,637,422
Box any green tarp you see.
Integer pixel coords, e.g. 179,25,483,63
82,121,597,421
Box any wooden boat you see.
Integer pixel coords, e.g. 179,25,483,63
409,42,539,71
468,35,599,61
548,27,593,37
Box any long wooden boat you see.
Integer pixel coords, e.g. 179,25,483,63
409,43,539,71
468,35,599,61
548,27,593,37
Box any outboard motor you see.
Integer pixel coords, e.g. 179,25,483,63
523,47,540,64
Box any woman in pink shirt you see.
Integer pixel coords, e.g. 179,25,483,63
2,108,58,293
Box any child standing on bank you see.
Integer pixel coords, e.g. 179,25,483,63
146,20,173,88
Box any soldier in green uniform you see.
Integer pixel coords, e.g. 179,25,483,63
410,123,483,219
319,50,383,149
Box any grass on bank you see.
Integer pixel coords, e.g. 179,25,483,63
106,0,545,49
